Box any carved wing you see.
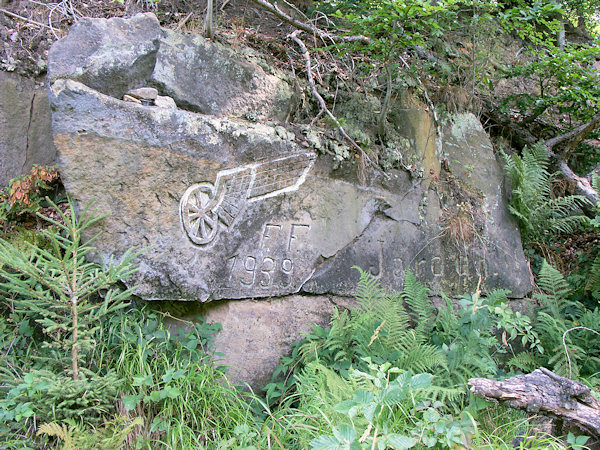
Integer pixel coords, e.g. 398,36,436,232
212,152,316,227
180,152,316,246
247,153,316,201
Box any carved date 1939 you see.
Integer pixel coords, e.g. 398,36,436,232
224,222,311,291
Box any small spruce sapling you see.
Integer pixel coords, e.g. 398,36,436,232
0,197,143,380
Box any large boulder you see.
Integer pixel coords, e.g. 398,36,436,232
50,79,530,301
48,13,163,99
48,12,294,121
48,14,531,387
0,71,56,187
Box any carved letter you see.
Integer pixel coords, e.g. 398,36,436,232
281,258,294,288
225,254,237,287
393,257,404,280
288,223,311,251
431,256,443,277
369,239,384,279
260,223,282,249
259,257,275,289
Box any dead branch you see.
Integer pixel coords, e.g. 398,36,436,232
483,101,600,207
288,30,389,181
248,0,369,45
0,7,50,29
560,161,598,205
469,368,600,438
482,100,538,149
545,113,600,160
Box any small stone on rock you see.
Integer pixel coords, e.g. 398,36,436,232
127,87,158,100
154,95,176,109
123,94,142,104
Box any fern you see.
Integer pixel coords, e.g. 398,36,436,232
503,144,590,243
37,417,144,450
353,267,446,374
534,260,572,318
37,422,77,450
402,269,435,336
585,255,600,301
508,351,540,372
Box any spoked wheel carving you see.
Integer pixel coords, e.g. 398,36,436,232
180,183,221,245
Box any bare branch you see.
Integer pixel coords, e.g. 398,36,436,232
560,161,598,205
0,7,50,29
545,113,600,159
248,0,369,45
288,30,389,181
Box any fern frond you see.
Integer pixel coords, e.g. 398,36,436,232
402,269,434,334
586,256,600,300
535,260,570,318
484,289,511,306
37,422,77,450
394,342,447,374
434,294,459,342
353,266,386,311
508,351,540,372
503,144,590,242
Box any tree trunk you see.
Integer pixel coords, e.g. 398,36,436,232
71,295,79,380
204,0,214,39
469,368,600,438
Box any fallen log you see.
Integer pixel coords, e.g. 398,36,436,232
469,368,600,438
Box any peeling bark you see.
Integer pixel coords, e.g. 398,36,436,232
469,368,600,438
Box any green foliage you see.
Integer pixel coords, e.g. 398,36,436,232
432,287,543,390
323,0,458,59
104,307,254,448
37,417,144,450
499,0,564,45
266,265,546,440
309,360,476,449
503,144,590,243
1,369,121,427
271,267,447,392
527,260,600,384
0,198,141,379
503,44,600,124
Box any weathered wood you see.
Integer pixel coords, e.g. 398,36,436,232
469,368,600,438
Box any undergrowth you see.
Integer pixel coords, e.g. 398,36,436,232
0,184,598,448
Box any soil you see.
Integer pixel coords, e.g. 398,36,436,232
0,0,299,79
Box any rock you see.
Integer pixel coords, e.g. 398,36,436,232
127,87,158,100
0,71,56,187
48,15,532,388
49,79,530,301
168,295,354,388
47,13,163,99
150,29,294,120
123,94,142,104
47,13,294,121
154,95,176,109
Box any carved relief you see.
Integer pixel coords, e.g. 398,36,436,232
223,222,310,293
179,153,316,246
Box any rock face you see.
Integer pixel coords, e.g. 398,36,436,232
0,71,56,187
48,13,294,121
48,14,531,387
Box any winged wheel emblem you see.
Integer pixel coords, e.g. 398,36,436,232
180,152,316,246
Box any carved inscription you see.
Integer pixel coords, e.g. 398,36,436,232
224,222,310,292
180,153,316,246
366,240,489,292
